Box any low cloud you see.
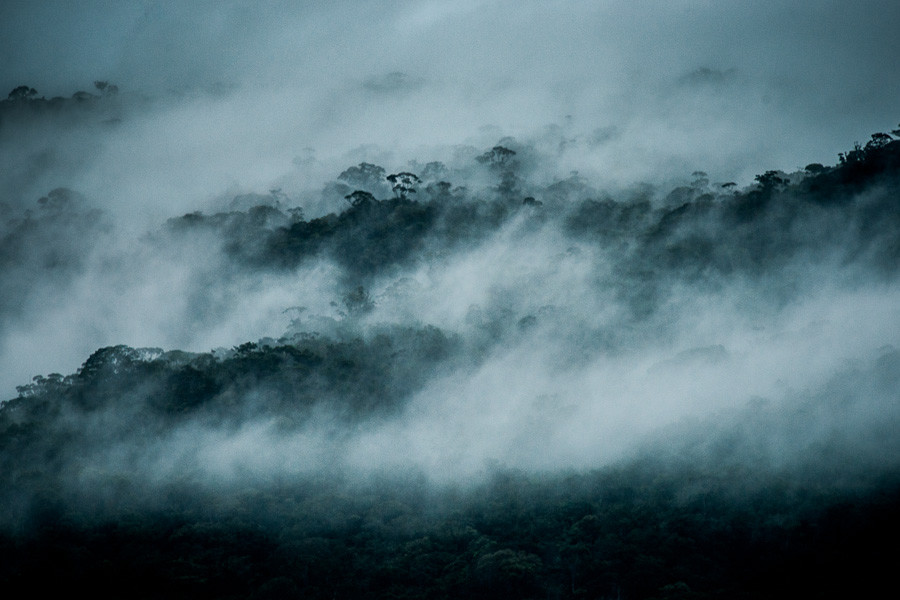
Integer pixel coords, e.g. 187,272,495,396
0,1,898,525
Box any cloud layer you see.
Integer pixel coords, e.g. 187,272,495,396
0,1,898,503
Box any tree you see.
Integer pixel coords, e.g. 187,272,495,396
754,170,787,191
424,181,453,202
344,190,376,207
7,85,38,101
477,146,519,197
338,162,386,193
838,142,864,165
77,345,143,380
476,146,516,168
419,161,449,182
386,172,421,200
92,81,118,95
865,132,893,152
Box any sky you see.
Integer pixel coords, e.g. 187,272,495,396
2,0,898,201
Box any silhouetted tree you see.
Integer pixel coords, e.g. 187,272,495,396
754,170,788,191
865,132,893,152
838,142,864,165
7,85,37,101
386,172,420,200
344,190,376,207
92,81,118,95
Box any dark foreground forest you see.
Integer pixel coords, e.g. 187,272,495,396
1,88,899,598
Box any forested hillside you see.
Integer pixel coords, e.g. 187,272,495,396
1,80,899,598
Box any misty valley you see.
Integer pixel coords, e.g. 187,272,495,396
1,86,899,599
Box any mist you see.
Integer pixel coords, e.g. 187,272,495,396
3,5,900,596
4,1,900,203
1,0,900,558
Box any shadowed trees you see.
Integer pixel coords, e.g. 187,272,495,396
477,145,519,197
344,190,376,207
93,80,118,96
338,162,388,196
7,85,38,101
2,123,900,600
386,172,421,200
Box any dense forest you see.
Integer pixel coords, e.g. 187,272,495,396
1,85,899,598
